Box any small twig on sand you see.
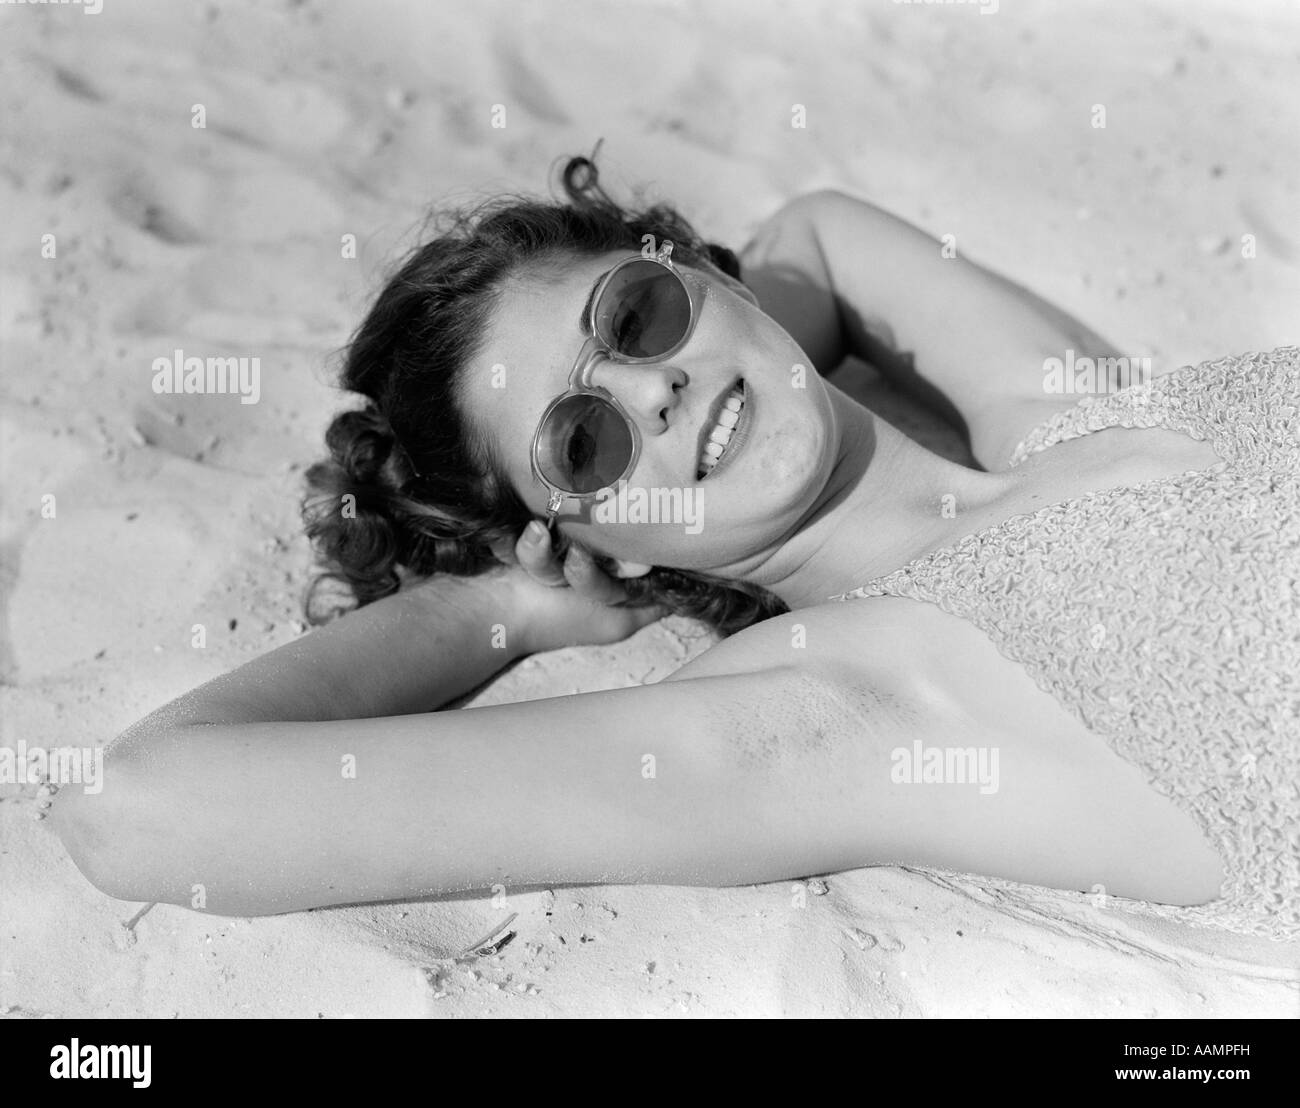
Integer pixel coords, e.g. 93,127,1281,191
457,912,519,959
122,902,157,932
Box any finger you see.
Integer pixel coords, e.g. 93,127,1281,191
516,521,568,587
488,533,519,566
561,543,632,606
626,601,668,629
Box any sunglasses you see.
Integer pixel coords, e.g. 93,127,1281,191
530,240,708,520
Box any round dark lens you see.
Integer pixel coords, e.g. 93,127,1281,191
536,394,635,493
594,262,691,359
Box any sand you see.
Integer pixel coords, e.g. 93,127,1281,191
2,0,1297,1017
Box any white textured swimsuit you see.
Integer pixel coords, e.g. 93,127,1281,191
830,348,1300,941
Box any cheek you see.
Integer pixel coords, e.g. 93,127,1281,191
747,378,833,491
750,418,827,488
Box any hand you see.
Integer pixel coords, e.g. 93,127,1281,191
491,521,666,655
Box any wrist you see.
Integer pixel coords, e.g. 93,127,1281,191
409,565,535,663
476,564,546,660
503,573,544,659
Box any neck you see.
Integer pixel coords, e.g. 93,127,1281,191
728,384,1008,610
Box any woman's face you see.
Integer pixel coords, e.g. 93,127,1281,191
462,249,839,575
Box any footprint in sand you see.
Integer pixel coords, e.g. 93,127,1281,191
492,36,572,127
108,180,203,247
52,64,105,103
195,68,354,157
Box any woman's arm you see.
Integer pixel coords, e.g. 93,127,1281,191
53,615,897,916
53,589,1170,917
123,571,529,733
739,189,1126,469
114,546,660,736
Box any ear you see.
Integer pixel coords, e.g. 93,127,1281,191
610,559,653,579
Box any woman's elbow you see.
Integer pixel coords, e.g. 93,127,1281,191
51,736,323,919
51,754,157,904
50,743,212,911
785,188,861,223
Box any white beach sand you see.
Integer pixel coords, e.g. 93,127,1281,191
2,0,1298,1017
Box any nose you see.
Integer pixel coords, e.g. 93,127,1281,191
589,358,687,434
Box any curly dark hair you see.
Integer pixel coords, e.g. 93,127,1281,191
301,151,789,635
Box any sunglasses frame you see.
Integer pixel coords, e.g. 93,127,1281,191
530,239,708,521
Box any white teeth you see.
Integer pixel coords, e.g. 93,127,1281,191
698,385,745,478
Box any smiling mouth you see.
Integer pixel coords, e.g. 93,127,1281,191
696,378,747,481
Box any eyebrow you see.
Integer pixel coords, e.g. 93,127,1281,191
577,272,603,334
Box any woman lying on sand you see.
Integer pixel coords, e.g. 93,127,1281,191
56,154,1299,940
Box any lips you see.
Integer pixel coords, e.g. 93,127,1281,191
696,378,746,481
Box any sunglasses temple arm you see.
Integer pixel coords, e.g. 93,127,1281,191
543,491,564,537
